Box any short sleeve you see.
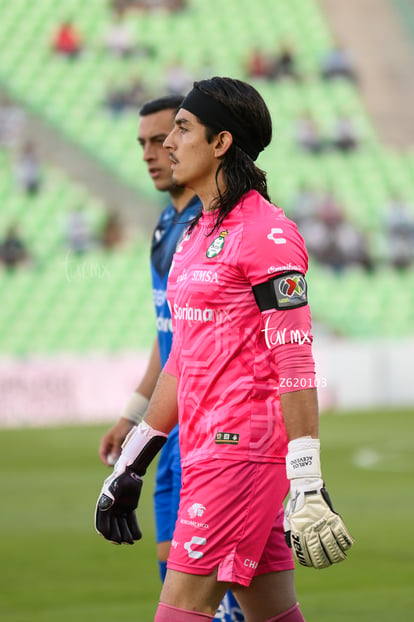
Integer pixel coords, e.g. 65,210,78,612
239,206,309,286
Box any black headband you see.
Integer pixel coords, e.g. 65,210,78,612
180,87,262,161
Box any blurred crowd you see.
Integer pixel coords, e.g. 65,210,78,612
0,99,126,273
2,8,414,276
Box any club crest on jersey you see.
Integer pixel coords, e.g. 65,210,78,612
206,230,228,258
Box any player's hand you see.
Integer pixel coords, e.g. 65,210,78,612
284,436,353,569
95,462,143,545
95,421,167,545
99,418,136,466
284,478,354,569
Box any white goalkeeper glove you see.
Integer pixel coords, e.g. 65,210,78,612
284,436,354,569
95,421,167,544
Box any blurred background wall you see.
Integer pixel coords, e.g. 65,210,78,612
1,0,414,425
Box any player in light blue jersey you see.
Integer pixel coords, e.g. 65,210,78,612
98,95,244,622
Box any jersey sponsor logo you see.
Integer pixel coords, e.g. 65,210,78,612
206,230,228,258
177,269,188,282
173,303,231,324
215,432,239,445
267,263,303,275
153,288,168,306
156,316,172,333
191,270,219,283
184,536,207,560
180,518,209,529
267,227,287,245
244,558,258,569
188,503,206,518
262,322,312,349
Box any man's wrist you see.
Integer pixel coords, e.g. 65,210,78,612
116,420,168,475
122,392,150,425
286,436,321,480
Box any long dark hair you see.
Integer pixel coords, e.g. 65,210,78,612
189,77,273,234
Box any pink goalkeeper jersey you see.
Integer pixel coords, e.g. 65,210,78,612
164,190,316,467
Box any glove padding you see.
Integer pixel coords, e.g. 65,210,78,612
284,479,354,569
95,421,167,545
95,468,143,545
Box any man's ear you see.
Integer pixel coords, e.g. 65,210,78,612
213,131,234,158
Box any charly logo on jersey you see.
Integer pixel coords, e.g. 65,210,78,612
184,536,207,560
206,230,228,258
267,227,286,245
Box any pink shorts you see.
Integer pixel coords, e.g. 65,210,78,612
167,459,294,587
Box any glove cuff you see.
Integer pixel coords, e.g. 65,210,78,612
115,421,168,476
121,392,150,425
286,436,321,480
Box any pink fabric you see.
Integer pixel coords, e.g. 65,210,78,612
164,190,316,468
266,603,305,621
167,460,294,586
155,602,214,621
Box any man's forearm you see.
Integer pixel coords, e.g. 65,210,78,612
280,387,319,440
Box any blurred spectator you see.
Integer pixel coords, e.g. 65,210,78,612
292,188,373,272
105,13,136,57
110,0,187,14
0,224,32,271
295,112,325,154
104,13,153,58
319,191,345,227
164,60,192,95
333,220,374,272
385,195,414,269
0,98,25,150
104,82,128,116
52,20,83,59
103,76,148,116
320,45,358,83
290,184,322,225
64,206,93,255
271,43,301,82
331,116,359,152
14,141,42,195
246,48,273,80
100,208,124,250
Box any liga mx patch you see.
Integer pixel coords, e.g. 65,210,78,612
253,271,308,311
215,432,239,445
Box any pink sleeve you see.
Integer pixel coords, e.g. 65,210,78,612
238,202,316,393
163,342,177,377
261,305,316,393
238,206,308,285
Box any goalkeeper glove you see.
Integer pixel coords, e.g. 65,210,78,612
95,421,167,544
284,436,354,569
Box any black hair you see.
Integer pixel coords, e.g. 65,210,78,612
139,94,185,117
189,77,273,234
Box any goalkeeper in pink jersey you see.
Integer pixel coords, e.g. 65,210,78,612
95,77,353,622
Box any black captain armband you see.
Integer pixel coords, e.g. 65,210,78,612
253,271,308,311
